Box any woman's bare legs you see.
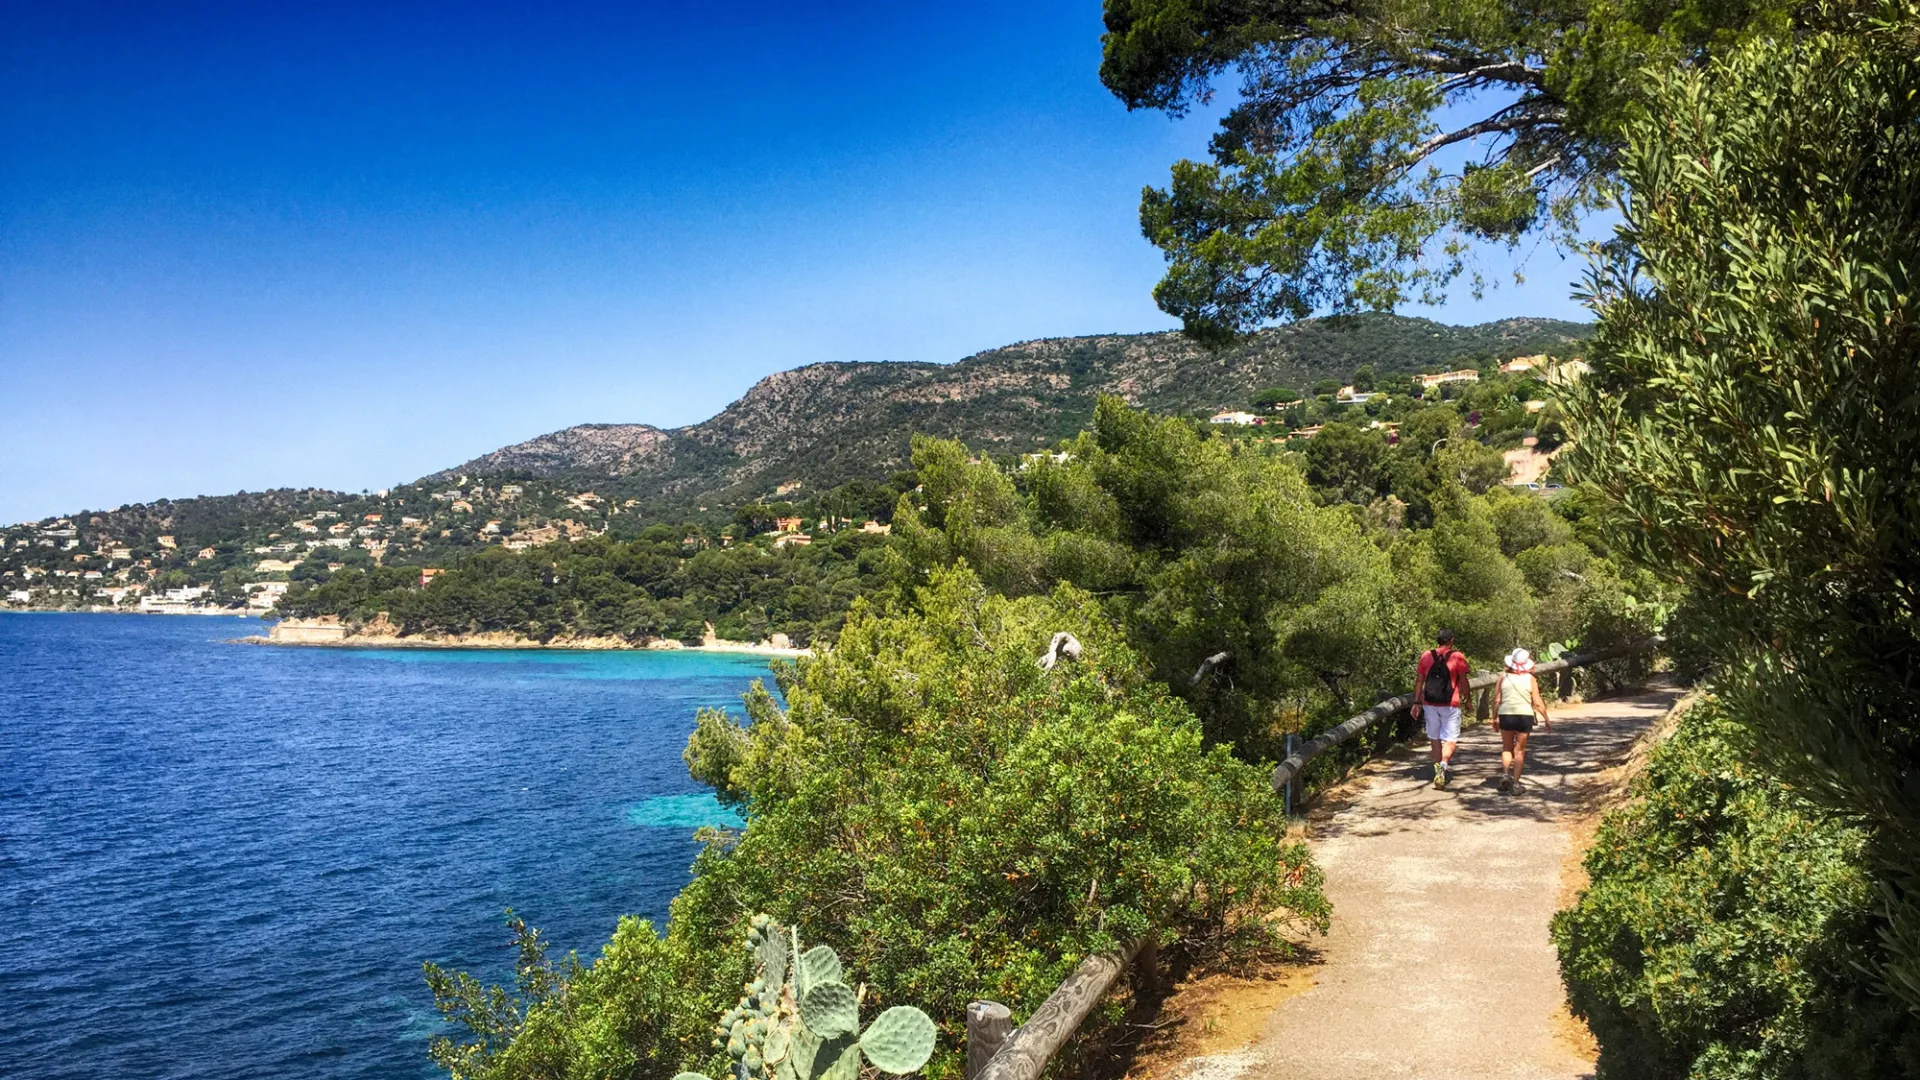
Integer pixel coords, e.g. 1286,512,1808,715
1509,730,1530,783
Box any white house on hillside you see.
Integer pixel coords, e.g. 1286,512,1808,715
1419,369,1481,389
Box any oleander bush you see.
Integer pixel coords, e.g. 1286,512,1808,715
1553,698,1920,1079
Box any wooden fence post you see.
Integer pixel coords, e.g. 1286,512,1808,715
1135,938,1160,995
966,1001,1013,1080
1283,734,1303,816
1475,671,1494,723
1557,668,1575,699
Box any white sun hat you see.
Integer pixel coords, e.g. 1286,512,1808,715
1505,647,1535,672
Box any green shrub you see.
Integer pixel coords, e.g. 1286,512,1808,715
1553,698,1920,1079
677,566,1330,1076
431,567,1329,1080
426,915,705,1080
1563,5,1920,1005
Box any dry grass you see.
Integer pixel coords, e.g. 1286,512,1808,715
1118,963,1318,1080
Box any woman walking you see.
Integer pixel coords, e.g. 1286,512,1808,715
1496,648,1551,793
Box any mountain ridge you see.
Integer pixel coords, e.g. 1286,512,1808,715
428,313,1592,506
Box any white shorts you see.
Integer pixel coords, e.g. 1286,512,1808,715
1423,705,1462,742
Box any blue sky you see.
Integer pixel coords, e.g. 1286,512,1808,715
0,1,1598,525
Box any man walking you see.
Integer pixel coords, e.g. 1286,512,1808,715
1411,629,1471,789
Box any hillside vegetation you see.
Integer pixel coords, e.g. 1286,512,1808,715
4,313,1584,622
276,362,1594,654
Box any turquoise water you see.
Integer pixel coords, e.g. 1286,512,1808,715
0,614,769,1079
626,792,745,828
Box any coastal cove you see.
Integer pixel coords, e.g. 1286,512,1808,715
0,613,770,1080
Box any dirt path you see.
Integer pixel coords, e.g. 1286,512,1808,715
1163,685,1682,1080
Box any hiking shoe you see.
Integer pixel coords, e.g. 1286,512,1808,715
1498,775,1514,794
1432,764,1449,789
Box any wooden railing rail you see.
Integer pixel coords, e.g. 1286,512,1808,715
965,637,1662,1080
969,939,1147,1080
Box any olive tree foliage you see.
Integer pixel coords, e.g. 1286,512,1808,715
1098,0,1796,342
1563,6,1920,1009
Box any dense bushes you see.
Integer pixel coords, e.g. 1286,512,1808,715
680,569,1327,1061
894,398,1663,763
428,567,1329,1080
1554,698,1920,1078
891,402,1423,760
1564,7,1920,1010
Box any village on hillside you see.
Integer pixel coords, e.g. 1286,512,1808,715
3,349,1582,616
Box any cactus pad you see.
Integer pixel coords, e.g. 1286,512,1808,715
753,923,789,988
858,1007,937,1074
798,981,859,1038
814,1034,861,1080
796,944,842,997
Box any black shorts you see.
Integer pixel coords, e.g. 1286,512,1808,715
1497,713,1535,734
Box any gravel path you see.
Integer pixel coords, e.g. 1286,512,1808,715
1207,685,1682,1080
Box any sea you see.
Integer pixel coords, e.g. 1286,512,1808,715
0,613,774,1080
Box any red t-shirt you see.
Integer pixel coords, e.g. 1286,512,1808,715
1415,647,1472,707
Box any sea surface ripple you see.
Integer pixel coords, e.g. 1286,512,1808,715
0,614,771,1080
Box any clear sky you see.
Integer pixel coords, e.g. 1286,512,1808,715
0,1,1598,525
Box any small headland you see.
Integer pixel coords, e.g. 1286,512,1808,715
245,616,812,657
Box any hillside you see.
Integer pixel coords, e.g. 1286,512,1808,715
436,423,673,478
435,313,1591,506
3,312,1587,611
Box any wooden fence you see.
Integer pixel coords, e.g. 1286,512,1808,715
966,635,1664,1080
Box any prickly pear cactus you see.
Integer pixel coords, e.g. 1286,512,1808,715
680,914,936,1080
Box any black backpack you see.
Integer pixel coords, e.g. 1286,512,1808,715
1421,648,1456,704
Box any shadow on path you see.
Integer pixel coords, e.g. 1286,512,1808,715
1197,683,1683,1080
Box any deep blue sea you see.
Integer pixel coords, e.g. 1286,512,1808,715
0,613,773,1080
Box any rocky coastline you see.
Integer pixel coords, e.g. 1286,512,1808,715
248,616,811,657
